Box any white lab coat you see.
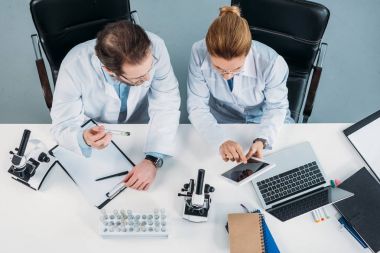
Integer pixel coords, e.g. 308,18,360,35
50,32,180,156
187,39,292,149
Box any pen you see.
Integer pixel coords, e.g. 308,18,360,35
240,204,251,213
322,207,330,219
105,128,130,136
95,171,129,181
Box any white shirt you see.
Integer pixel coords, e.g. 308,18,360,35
50,32,181,156
187,39,292,150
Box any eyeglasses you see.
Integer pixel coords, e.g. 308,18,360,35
118,56,158,86
213,64,244,77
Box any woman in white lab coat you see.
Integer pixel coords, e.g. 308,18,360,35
51,21,180,190
187,6,293,163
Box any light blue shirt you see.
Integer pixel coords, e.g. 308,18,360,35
187,39,293,150
77,69,166,160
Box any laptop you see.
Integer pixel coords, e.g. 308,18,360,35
251,142,354,221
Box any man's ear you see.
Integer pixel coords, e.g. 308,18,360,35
102,66,116,77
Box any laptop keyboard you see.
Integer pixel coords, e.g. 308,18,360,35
267,187,330,221
257,161,326,205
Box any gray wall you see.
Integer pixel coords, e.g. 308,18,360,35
0,0,379,123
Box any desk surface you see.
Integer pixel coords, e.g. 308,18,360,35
0,124,370,253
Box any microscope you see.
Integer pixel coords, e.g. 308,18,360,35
178,169,215,222
8,129,56,190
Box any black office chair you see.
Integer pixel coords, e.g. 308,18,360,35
30,0,140,110
231,0,330,122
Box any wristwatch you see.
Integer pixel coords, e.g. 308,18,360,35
144,155,163,168
253,138,268,149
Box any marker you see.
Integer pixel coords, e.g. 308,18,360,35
105,129,130,136
312,210,320,223
322,207,330,219
317,209,325,221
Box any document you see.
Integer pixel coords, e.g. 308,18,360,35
50,120,134,208
344,110,380,180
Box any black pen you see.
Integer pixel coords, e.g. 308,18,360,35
95,171,129,181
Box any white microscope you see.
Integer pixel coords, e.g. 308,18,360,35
178,169,215,222
8,129,56,190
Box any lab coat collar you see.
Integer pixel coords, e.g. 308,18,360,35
241,48,256,78
200,48,256,78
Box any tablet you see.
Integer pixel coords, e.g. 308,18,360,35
221,158,275,186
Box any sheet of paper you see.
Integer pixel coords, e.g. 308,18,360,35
348,117,380,179
51,120,134,207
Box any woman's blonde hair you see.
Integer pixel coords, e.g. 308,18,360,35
206,6,252,59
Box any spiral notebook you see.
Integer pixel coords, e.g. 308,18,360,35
228,213,264,253
258,211,281,253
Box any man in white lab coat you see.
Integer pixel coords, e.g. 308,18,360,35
187,6,293,163
51,21,180,191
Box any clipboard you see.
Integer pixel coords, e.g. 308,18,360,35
343,109,380,182
49,119,135,209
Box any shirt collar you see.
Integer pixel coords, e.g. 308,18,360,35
91,53,120,86
101,67,115,84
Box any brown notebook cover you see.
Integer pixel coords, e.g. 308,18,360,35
228,213,264,253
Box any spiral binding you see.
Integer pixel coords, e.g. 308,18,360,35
259,213,265,253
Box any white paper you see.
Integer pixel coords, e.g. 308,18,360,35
348,117,380,179
51,135,133,207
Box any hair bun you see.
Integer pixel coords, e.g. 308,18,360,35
219,6,241,17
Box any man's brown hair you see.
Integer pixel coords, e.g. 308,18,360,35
206,6,251,59
95,21,151,75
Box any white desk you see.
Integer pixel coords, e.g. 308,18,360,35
0,124,370,253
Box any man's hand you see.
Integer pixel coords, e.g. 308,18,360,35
83,125,112,150
219,140,247,163
245,140,264,159
124,159,157,191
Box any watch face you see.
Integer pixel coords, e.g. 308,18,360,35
156,158,163,168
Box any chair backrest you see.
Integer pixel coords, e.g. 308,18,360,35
231,0,330,122
30,0,132,83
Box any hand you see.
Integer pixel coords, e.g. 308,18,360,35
219,140,247,163
245,140,264,159
83,125,112,150
124,159,157,191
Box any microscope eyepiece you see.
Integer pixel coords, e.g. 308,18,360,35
17,129,31,156
195,169,205,195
